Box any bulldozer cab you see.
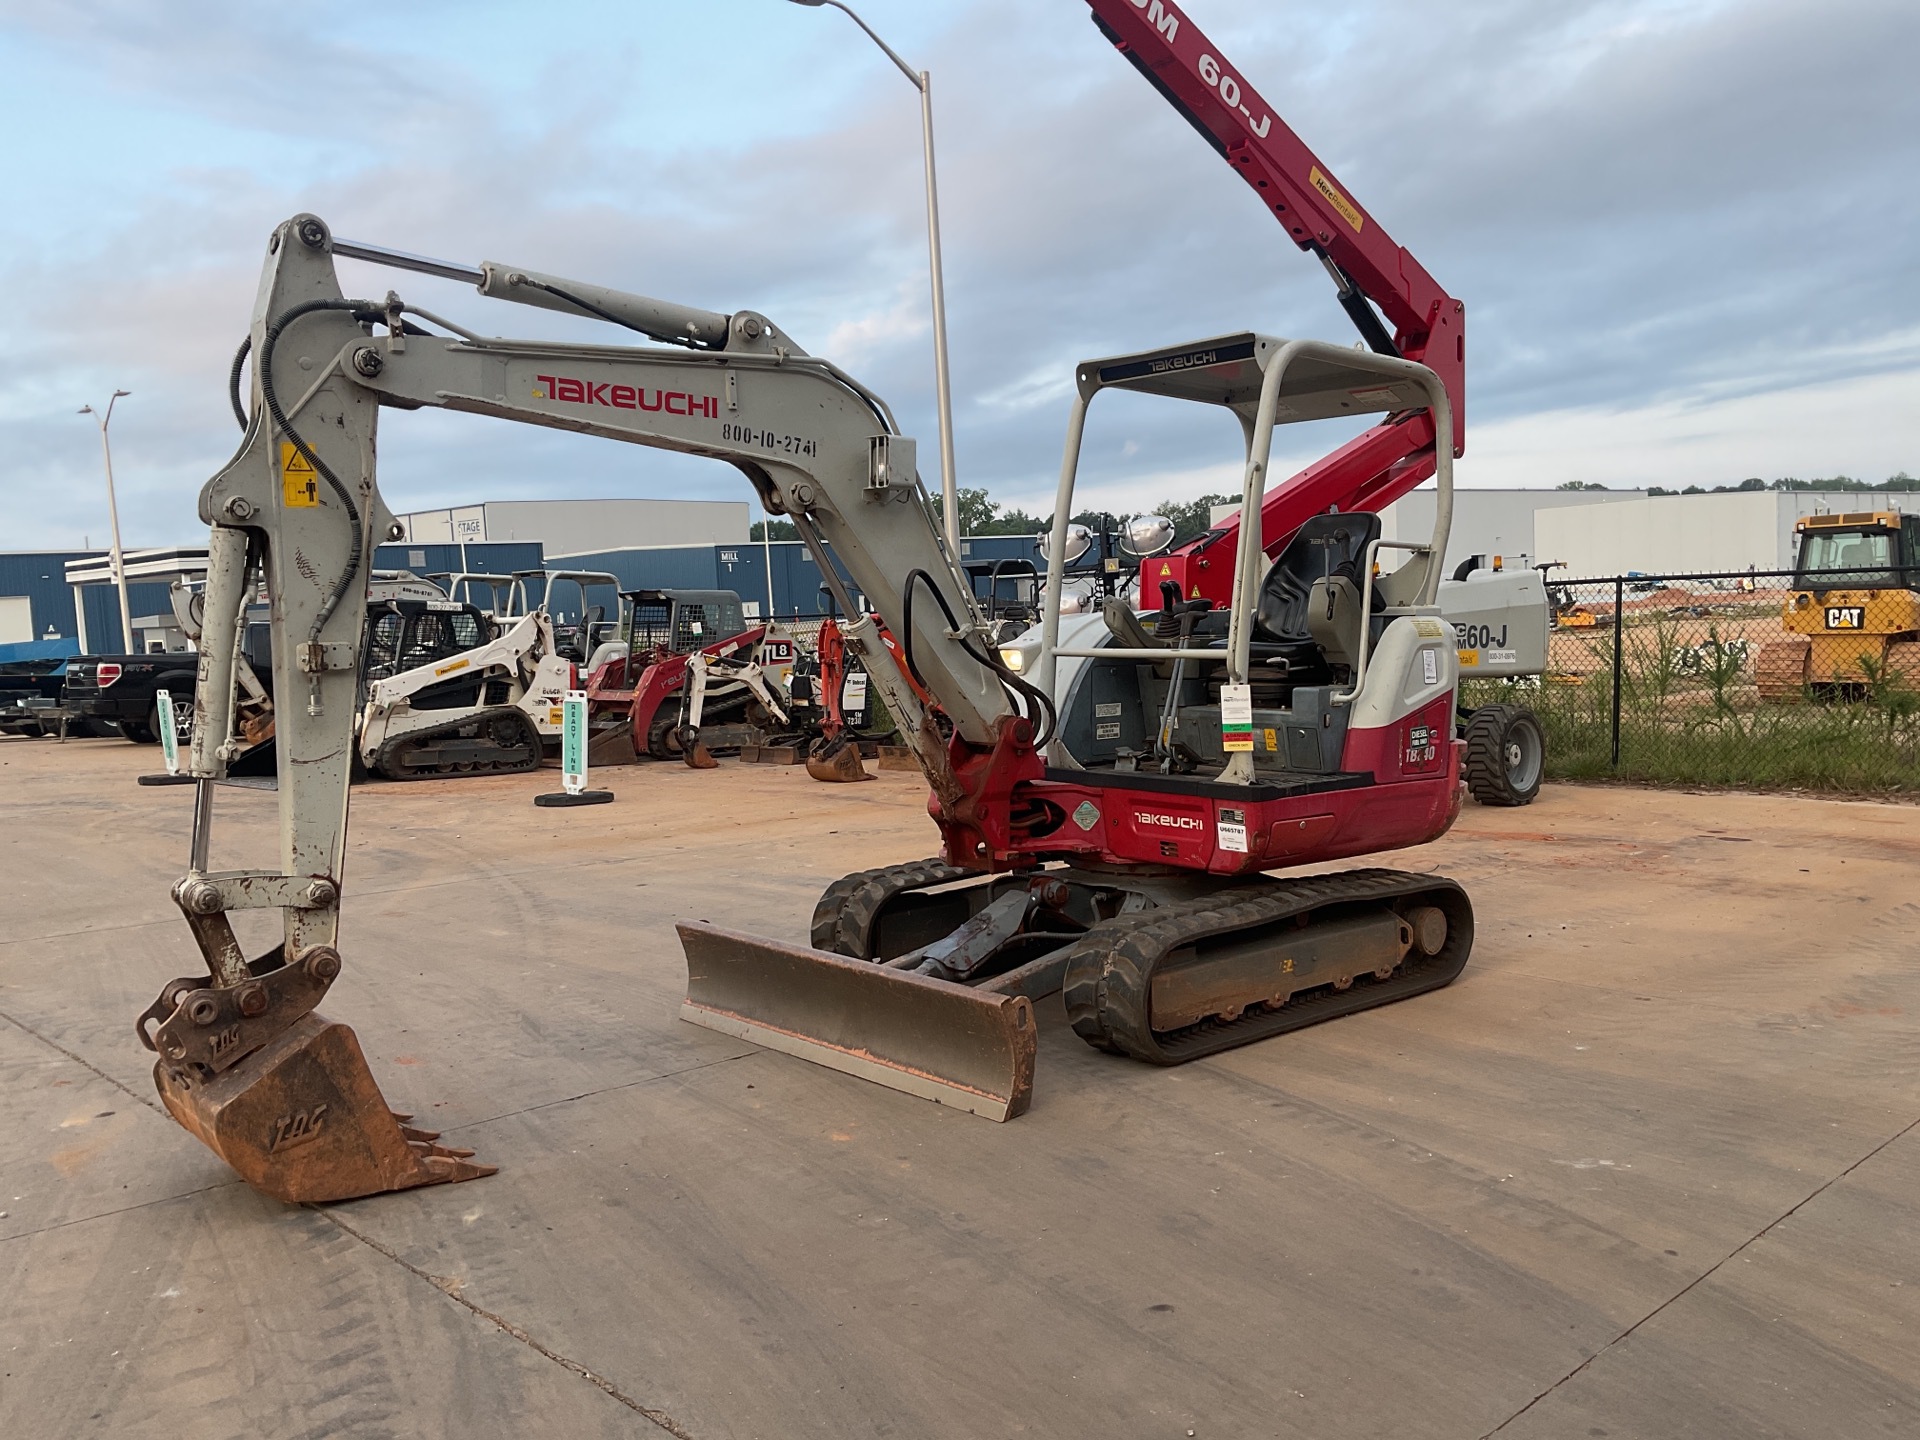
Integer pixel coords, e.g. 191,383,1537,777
1793,512,1920,591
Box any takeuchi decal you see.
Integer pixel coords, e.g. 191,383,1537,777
534,374,719,418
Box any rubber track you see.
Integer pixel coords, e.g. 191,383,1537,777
1063,868,1473,1064
371,707,542,781
809,858,972,957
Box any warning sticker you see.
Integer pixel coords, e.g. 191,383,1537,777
1220,681,1254,753
1421,648,1439,686
1095,721,1122,740
280,442,319,508
1071,800,1100,832
1218,806,1248,854
1094,702,1123,718
1263,727,1278,752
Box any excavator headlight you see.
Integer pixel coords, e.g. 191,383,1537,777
998,647,1025,673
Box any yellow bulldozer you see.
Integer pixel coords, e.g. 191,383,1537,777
1757,511,1920,701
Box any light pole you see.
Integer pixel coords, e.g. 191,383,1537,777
787,0,961,556
78,391,134,655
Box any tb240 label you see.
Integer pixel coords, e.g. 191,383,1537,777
721,423,818,459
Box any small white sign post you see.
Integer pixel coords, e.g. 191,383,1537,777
534,690,613,807
137,689,198,787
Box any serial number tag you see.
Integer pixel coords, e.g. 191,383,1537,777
1094,702,1123,718
1217,806,1248,854
720,423,819,458
1826,606,1865,630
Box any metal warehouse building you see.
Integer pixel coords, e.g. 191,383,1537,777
395,498,748,553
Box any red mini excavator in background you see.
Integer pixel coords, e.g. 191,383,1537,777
1084,0,1466,606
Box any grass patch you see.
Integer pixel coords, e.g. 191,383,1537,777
1464,636,1920,796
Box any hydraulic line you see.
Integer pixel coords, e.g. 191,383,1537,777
257,297,380,643
900,568,1057,748
228,335,252,430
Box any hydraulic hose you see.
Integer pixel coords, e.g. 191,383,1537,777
257,297,380,643
900,568,1057,749
228,335,252,430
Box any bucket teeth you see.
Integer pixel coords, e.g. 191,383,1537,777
154,1011,495,1204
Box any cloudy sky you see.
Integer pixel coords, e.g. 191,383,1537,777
2,0,1915,550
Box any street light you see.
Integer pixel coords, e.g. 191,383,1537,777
787,0,962,557
78,390,134,655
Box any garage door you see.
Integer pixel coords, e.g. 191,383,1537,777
0,595,32,645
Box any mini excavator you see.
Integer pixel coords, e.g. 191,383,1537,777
139,0,1479,1201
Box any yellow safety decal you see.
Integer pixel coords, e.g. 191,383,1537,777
1159,562,1173,577
1190,585,1202,599
549,706,564,727
1309,166,1364,232
280,442,320,508
433,658,471,677
1262,727,1278,752
1457,649,1479,667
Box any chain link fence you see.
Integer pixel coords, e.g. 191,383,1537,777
1459,569,1920,794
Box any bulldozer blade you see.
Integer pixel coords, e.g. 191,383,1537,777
586,723,641,767
153,1010,496,1204
679,922,1035,1121
805,738,870,783
685,740,720,769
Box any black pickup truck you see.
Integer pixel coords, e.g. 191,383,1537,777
61,654,198,744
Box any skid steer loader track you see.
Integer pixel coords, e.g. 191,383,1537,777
371,707,542,780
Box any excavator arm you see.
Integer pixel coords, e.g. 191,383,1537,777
1083,0,1465,603
147,213,1019,1200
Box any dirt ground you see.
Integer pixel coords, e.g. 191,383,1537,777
2,736,1916,1439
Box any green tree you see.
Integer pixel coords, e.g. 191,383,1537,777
749,518,798,541
1556,480,1611,491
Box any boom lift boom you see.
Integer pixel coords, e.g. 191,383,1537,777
1083,0,1465,605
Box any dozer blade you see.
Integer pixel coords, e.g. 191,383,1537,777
586,722,641,767
154,1011,495,1204
804,737,870,783
679,922,1035,1120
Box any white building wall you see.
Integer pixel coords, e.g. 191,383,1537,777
1532,492,1918,576
1378,488,1644,575
396,499,750,554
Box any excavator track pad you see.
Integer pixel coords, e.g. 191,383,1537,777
679,923,1036,1120
154,1011,495,1204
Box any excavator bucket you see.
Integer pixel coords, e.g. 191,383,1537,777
804,737,870,783
684,740,720,769
679,923,1035,1120
153,1011,495,1204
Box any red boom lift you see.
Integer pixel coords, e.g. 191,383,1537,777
1084,0,1466,607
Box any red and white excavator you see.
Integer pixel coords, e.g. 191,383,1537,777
136,1,1488,1202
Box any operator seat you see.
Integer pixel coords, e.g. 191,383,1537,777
1250,512,1381,679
